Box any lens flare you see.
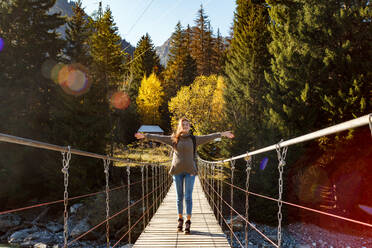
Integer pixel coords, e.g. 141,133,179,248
58,63,91,96
0,38,4,52
51,63,65,84
260,157,268,170
359,205,372,215
111,91,130,110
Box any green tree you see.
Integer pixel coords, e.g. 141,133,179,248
190,5,214,76
265,0,371,139
129,33,162,99
0,0,65,204
65,0,91,64
225,0,271,151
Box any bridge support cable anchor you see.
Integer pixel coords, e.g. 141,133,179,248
244,155,252,248
126,165,131,244
103,157,111,248
230,160,236,245
275,140,288,248
61,146,71,248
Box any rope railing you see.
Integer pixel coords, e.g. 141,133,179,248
198,113,372,248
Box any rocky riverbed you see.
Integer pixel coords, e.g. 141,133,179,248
227,221,372,248
1,210,371,247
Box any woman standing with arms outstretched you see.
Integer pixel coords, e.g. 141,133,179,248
135,117,234,234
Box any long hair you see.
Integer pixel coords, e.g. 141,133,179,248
171,117,190,148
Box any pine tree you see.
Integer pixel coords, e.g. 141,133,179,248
65,0,90,64
265,0,371,138
224,0,271,150
212,28,226,75
129,33,162,99
89,5,128,155
190,5,214,76
0,0,66,201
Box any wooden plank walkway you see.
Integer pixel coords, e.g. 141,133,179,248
133,176,231,247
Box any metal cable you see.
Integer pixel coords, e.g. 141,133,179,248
141,165,145,230
230,160,236,243
112,177,171,248
68,176,167,245
0,177,156,216
204,177,279,247
146,164,149,225
219,179,372,228
276,141,288,247
202,177,244,248
103,157,111,248
61,146,71,248
245,156,252,248
127,165,131,244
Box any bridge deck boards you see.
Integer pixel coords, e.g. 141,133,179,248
133,176,231,248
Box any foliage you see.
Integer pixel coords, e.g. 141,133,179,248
136,73,164,125
129,33,162,99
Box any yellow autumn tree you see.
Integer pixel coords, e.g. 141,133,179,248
168,75,227,134
136,72,164,124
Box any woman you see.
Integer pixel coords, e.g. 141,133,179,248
135,117,234,234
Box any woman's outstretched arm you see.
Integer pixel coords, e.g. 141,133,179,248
195,131,234,146
134,132,173,146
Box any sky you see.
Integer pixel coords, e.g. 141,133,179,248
80,0,236,47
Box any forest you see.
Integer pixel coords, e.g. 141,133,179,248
0,0,371,238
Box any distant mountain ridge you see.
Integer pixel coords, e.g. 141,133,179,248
155,38,171,67
50,0,135,56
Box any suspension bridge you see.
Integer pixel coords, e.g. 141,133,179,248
0,114,371,247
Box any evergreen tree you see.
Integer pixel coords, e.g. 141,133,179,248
129,33,162,99
65,0,90,64
0,0,66,202
212,28,226,75
265,0,371,139
89,5,128,155
190,5,214,75
224,0,271,151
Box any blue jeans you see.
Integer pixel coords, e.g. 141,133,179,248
173,173,196,216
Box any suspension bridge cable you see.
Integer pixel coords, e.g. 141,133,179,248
0,133,171,165
113,176,172,247
0,175,162,216
201,173,279,247
68,178,167,245
220,180,372,228
199,172,248,248
199,114,371,164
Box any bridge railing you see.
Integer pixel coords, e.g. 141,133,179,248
198,113,372,248
0,133,173,248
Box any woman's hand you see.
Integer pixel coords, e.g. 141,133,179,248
221,131,234,139
134,132,145,139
